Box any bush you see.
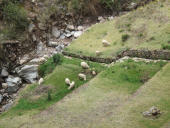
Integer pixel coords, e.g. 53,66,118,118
100,0,129,12
2,2,29,31
38,54,63,77
53,54,62,65
47,91,52,101
122,34,130,42
161,44,170,50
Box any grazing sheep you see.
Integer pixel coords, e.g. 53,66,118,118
96,51,102,56
92,71,97,76
65,78,70,85
78,73,86,81
81,62,89,69
102,40,110,47
68,81,75,90
38,78,44,85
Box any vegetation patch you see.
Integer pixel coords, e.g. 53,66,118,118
0,0,29,40
100,59,166,93
1,55,105,116
65,0,170,58
0,60,167,128
38,54,63,77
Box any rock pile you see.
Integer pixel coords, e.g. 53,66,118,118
143,106,161,118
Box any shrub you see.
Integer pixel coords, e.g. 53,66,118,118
38,54,63,77
100,0,129,12
161,44,170,50
2,2,29,31
122,34,130,42
53,54,62,65
47,91,52,101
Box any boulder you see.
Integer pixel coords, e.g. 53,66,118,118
17,65,38,83
38,23,46,30
28,23,35,33
108,16,114,20
1,100,13,111
48,41,58,47
0,94,3,103
77,26,84,31
52,27,61,38
6,75,22,93
74,31,82,38
2,83,8,89
98,16,105,22
56,44,65,52
30,57,46,64
59,34,66,39
37,41,44,54
67,25,75,30
128,2,137,10
32,34,37,42
1,68,9,77
65,33,72,38
143,106,161,117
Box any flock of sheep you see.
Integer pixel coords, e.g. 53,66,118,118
38,61,96,90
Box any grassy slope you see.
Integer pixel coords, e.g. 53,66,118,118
0,56,105,118
65,0,170,57
0,60,167,128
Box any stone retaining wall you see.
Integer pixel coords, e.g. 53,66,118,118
63,49,170,64
62,51,116,64
118,50,170,60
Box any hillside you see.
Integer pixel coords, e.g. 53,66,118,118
65,0,170,57
0,0,170,128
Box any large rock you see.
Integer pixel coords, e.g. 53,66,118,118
37,41,44,54
0,94,3,103
17,65,38,83
1,100,13,111
67,25,75,30
1,68,9,77
28,23,35,33
74,31,83,38
52,27,61,38
6,75,22,93
56,44,65,52
48,41,59,47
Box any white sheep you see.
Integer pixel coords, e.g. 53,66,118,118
92,71,97,76
78,73,86,81
102,40,110,47
68,81,75,90
81,62,89,69
96,51,102,56
38,78,44,85
65,78,71,85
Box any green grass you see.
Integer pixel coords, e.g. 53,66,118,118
0,60,167,128
0,56,105,117
100,60,166,94
65,0,170,57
